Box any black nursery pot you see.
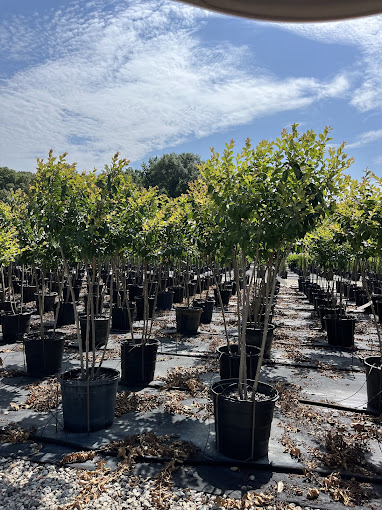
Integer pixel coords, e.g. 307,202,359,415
324,315,356,348
169,285,184,304
364,356,382,411
54,302,75,327
211,379,278,461
192,298,214,325
135,296,155,321
156,291,174,311
24,334,65,377
111,304,135,332
120,338,159,387
217,344,260,379
23,285,37,303
245,324,275,359
83,294,104,316
175,307,202,335
2,312,32,343
80,315,109,350
214,287,232,306
35,292,58,313
59,367,119,432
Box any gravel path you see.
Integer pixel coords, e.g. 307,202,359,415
0,456,323,510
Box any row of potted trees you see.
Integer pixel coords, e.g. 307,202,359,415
0,125,363,460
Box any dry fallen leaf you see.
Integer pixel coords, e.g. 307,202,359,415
307,488,320,500
277,481,284,493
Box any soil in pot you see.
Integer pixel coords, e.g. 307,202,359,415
59,367,119,432
24,333,65,377
211,379,278,461
364,356,382,411
324,315,356,348
245,324,275,359
80,315,109,350
175,307,202,335
217,344,260,379
2,311,32,343
120,338,159,387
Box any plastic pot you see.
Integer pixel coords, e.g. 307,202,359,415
211,379,278,461
135,296,155,321
324,315,356,348
55,302,75,327
2,312,32,343
80,315,109,350
83,294,104,316
23,285,37,303
364,356,382,411
62,286,81,303
214,287,232,306
156,291,174,311
111,304,135,332
34,292,58,313
59,367,119,432
120,338,159,387
24,334,65,377
175,307,202,335
169,285,184,304
217,344,261,379
245,324,275,359
193,298,214,325
318,305,342,330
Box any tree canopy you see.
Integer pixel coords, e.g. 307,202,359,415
139,152,201,197
0,166,35,202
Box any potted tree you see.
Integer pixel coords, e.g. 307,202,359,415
119,184,166,387
0,201,32,344
334,173,382,410
202,125,352,460
28,151,124,431
306,219,356,346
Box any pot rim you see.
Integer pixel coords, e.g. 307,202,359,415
363,355,382,371
59,366,120,384
211,378,278,403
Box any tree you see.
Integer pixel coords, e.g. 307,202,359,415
140,153,201,197
0,167,35,202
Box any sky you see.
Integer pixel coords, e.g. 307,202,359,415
0,0,381,179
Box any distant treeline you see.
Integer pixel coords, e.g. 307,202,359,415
0,167,35,202
0,151,202,202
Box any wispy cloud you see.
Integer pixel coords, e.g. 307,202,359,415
346,129,382,149
277,17,382,112
0,0,351,172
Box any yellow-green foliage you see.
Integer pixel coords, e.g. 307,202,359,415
0,201,19,266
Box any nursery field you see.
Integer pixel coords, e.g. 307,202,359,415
0,271,381,510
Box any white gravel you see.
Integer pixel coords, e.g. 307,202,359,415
0,456,322,510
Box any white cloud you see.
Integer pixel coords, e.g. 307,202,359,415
346,129,382,149
277,16,382,112
0,0,351,172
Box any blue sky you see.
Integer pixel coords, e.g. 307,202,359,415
1,0,381,179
